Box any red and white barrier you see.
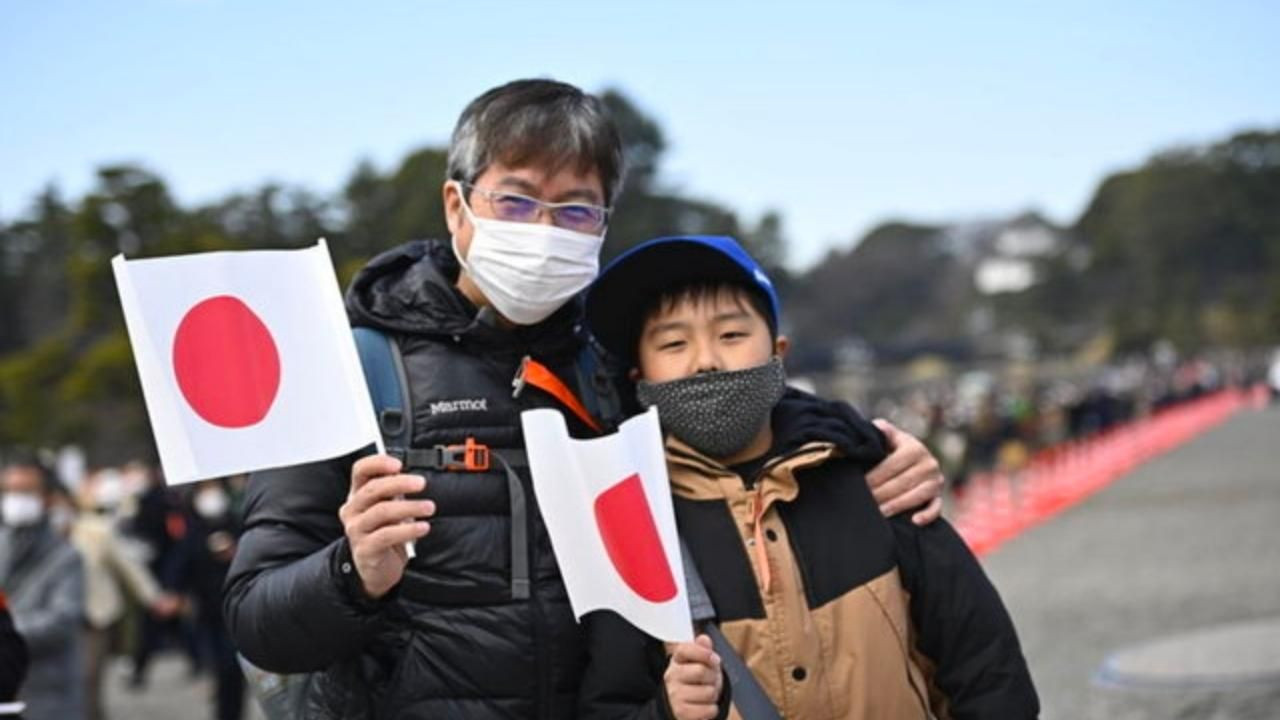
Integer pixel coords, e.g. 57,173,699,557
956,386,1258,557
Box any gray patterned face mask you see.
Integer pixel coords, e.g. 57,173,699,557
636,356,787,460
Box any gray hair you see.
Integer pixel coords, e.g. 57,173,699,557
447,79,625,204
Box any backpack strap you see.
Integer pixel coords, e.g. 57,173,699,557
352,327,413,456
680,541,782,720
492,450,531,600
399,442,532,602
513,356,604,434
574,336,624,432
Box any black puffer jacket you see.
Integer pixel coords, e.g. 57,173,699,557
224,239,605,719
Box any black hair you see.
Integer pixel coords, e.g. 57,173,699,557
1,451,59,495
447,79,625,204
632,280,777,359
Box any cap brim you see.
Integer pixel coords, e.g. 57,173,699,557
586,239,762,361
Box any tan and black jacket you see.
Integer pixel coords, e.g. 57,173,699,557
578,389,1038,720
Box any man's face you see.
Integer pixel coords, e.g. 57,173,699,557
1,465,47,527
1,465,42,497
636,288,787,383
443,161,605,261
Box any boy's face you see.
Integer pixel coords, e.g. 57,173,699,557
636,288,787,383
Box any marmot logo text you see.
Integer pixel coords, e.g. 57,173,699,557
429,398,489,415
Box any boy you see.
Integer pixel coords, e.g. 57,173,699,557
578,236,1038,719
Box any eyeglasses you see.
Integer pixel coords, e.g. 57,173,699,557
460,182,609,234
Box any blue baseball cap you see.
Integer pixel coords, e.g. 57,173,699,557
585,235,781,360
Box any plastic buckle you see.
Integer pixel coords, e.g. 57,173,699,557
439,437,490,472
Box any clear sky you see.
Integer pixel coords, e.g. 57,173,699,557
3,1,1278,268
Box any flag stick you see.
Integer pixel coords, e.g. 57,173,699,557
370,436,418,560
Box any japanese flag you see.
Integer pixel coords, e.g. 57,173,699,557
521,407,692,642
112,240,379,485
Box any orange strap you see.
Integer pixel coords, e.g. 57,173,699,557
513,356,604,434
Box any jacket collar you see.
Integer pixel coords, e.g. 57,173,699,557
664,433,837,508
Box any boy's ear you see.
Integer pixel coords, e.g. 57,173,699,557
627,366,640,382
775,334,790,359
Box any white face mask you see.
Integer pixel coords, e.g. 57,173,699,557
2,492,45,527
194,487,229,519
453,184,604,326
93,470,125,510
49,505,75,535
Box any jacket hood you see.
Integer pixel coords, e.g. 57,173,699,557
344,239,582,357
345,239,472,335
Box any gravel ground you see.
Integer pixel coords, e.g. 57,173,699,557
101,652,265,720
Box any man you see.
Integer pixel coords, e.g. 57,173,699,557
169,480,245,720
0,457,85,720
224,79,945,719
127,461,199,688
72,468,179,720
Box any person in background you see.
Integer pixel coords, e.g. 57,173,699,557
167,479,245,720
0,588,29,719
73,468,182,720
44,483,77,540
0,455,85,720
127,462,200,688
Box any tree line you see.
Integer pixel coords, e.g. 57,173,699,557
2,89,1277,460
0,90,785,460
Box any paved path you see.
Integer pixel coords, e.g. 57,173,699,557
101,648,265,719
982,403,1280,718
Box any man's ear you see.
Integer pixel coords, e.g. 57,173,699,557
443,180,464,237
775,334,790,359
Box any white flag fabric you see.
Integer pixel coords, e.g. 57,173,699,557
521,407,692,642
113,240,379,485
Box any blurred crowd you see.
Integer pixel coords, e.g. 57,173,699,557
0,457,246,720
870,353,1272,494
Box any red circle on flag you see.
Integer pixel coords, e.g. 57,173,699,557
172,295,281,428
594,473,678,603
